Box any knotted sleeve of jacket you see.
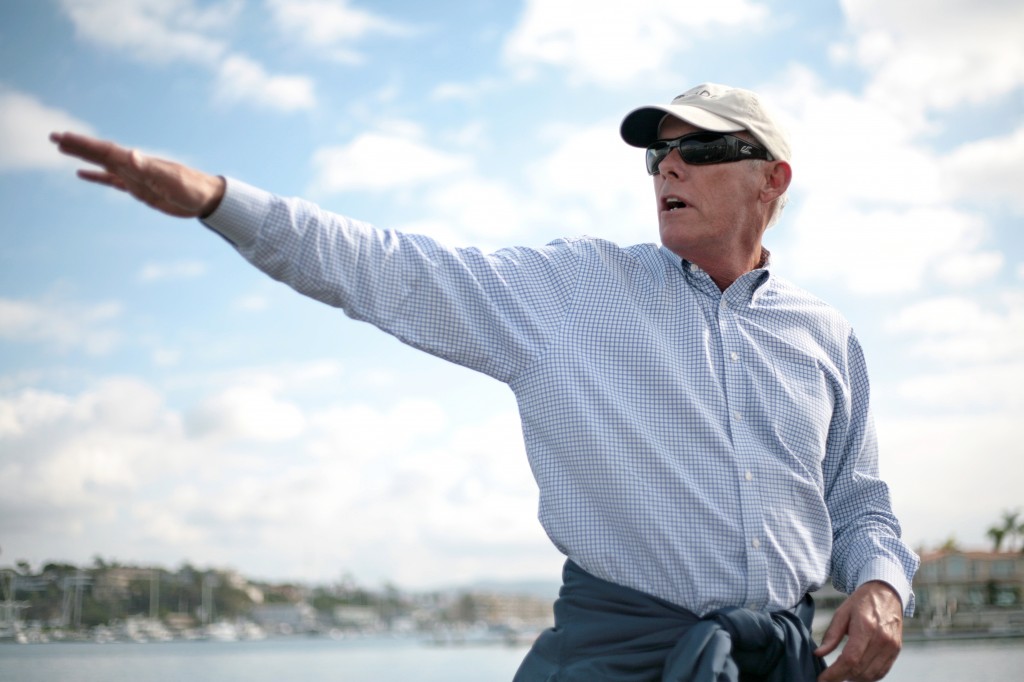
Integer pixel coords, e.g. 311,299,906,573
514,560,826,682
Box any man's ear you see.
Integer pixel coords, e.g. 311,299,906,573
761,160,792,203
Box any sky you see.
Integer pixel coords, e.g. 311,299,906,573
0,0,1022,592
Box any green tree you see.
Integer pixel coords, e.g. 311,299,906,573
1015,509,1024,552
987,525,1006,552
986,509,1023,553
1000,510,1021,552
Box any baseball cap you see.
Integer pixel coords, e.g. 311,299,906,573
620,83,791,163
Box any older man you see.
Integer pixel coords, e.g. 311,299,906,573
52,83,917,681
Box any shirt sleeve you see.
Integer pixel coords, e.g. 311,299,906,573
822,332,920,617
201,178,581,383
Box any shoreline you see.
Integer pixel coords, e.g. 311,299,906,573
903,629,1024,644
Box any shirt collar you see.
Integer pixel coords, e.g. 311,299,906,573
660,246,774,306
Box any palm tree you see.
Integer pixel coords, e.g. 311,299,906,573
989,510,1022,553
986,525,1007,553
1002,510,1021,552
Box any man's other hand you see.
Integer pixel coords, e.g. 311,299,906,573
815,581,903,682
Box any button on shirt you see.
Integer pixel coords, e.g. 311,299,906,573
204,179,918,617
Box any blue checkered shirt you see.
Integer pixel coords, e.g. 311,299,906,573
205,179,918,616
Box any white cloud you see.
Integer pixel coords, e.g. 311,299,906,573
418,178,532,245
190,360,346,397
59,0,316,112
327,118,654,248
942,124,1024,214
0,296,122,355
0,370,558,586
138,259,208,282
787,199,991,295
504,0,769,85
768,69,940,204
308,398,446,464
431,78,500,102
0,378,187,534
764,4,1024,293
896,363,1024,411
931,251,1004,288
266,0,413,64
0,388,73,438
310,128,471,193
767,69,1006,294
527,121,653,242
837,0,1024,114
0,89,95,171
151,348,181,367
371,119,653,248
235,294,269,312
213,55,316,112
885,291,1024,365
879,411,1021,550
186,385,307,442
59,0,236,65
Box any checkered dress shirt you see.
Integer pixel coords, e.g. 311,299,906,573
205,179,919,616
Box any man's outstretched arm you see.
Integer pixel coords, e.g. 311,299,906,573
50,131,225,219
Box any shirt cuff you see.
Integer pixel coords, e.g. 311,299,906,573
200,177,275,248
857,557,916,617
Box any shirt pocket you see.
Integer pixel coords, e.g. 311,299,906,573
767,354,834,483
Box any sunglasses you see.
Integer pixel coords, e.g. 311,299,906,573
646,132,771,175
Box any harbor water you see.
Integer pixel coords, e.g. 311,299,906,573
1,636,1022,681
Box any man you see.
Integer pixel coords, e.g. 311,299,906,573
51,82,917,681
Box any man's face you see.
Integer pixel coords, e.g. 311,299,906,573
652,117,768,264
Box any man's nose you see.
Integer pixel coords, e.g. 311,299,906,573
657,148,688,178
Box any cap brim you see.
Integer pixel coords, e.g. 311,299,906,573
620,105,745,147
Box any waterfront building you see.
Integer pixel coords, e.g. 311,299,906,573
912,549,1024,634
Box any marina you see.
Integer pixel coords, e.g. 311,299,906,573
2,633,1023,682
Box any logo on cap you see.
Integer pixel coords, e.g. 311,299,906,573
677,87,713,99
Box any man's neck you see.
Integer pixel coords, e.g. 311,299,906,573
687,246,767,292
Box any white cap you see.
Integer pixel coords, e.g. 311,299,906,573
620,83,791,162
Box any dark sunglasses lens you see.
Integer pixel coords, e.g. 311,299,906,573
646,144,669,174
678,136,728,164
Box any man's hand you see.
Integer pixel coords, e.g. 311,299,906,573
50,131,225,219
815,581,903,682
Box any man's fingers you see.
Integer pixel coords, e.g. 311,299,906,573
77,169,128,191
54,132,150,191
813,629,840,657
819,641,897,682
51,131,131,169
818,655,851,682
857,626,901,681
52,130,224,218
818,623,900,682
814,607,848,657
819,638,867,681
51,130,123,164
861,649,897,682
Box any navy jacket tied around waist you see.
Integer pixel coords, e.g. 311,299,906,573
514,561,827,682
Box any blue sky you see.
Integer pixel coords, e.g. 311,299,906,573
1,0,1022,590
